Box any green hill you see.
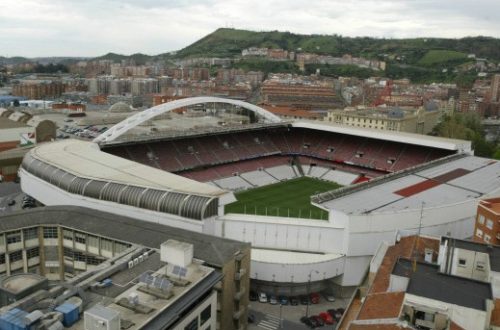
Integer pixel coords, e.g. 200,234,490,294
417,50,469,67
176,28,500,63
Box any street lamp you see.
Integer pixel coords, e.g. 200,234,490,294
306,269,319,317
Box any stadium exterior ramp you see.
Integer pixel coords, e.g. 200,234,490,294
19,139,235,232
93,96,282,143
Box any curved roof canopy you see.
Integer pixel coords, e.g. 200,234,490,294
94,96,282,143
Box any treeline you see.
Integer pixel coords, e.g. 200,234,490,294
385,64,477,86
304,64,378,79
16,63,69,74
432,113,499,159
233,59,299,75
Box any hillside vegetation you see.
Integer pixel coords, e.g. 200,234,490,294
176,28,500,63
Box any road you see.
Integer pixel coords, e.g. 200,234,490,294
248,297,348,330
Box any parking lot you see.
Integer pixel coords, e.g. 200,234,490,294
57,123,109,140
248,294,348,330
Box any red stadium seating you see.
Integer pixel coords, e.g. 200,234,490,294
103,127,455,182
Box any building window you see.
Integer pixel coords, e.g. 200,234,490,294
23,227,38,240
10,251,22,262
6,233,21,244
43,227,58,239
476,228,483,238
485,234,491,243
458,258,467,267
86,255,102,266
73,251,86,262
0,254,5,264
88,235,99,249
476,261,485,270
184,318,198,330
200,305,211,325
486,219,494,230
63,247,73,259
26,247,39,259
478,215,485,225
75,233,86,244
63,230,73,241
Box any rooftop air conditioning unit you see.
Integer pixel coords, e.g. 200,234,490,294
84,305,120,330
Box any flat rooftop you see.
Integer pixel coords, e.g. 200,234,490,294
68,250,220,330
320,155,500,215
0,206,249,268
393,258,492,311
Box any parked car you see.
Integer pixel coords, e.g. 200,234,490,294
300,295,310,305
327,309,342,321
308,316,320,328
258,292,268,303
322,290,336,302
319,312,334,325
300,316,315,328
310,292,320,304
279,295,288,305
269,294,278,305
311,315,324,327
249,291,258,301
289,296,299,306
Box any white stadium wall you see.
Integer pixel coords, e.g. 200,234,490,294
215,214,346,253
251,255,345,283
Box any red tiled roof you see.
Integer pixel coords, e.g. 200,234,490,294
357,292,404,320
353,235,440,324
490,299,500,327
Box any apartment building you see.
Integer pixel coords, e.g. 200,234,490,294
12,80,64,99
474,198,500,245
0,206,251,330
340,235,500,330
326,106,440,134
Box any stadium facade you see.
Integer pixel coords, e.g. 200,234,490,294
20,97,498,294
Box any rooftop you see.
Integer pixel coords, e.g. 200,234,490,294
293,120,471,151
0,206,249,268
393,258,492,311
68,251,221,330
27,139,228,198
319,155,500,214
440,236,500,272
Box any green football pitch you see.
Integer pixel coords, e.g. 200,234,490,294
224,177,342,220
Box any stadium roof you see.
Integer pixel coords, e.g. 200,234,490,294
319,155,500,215
293,121,471,152
29,139,228,198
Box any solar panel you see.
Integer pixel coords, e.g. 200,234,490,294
139,273,171,291
172,265,181,275
139,273,155,286
179,267,187,277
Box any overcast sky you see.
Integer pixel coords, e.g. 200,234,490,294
1,0,500,57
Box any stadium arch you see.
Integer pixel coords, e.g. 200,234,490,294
93,96,282,143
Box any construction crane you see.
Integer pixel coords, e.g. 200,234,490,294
372,79,393,106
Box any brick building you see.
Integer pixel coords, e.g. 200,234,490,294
474,198,500,245
12,80,64,99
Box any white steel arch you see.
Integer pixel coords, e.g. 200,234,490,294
94,96,282,143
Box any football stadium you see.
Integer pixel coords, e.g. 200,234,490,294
19,96,500,294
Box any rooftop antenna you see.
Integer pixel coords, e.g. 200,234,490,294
413,201,425,272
